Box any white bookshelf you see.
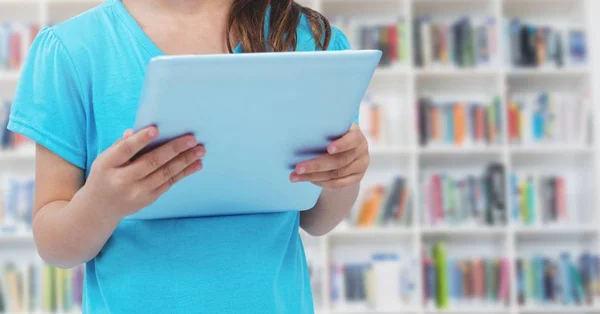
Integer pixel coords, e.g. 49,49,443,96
0,0,598,314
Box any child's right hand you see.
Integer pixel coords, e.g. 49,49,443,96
81,126,205,219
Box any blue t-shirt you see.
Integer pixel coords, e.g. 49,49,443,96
7,1,350,313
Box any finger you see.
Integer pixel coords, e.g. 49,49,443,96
128,135,201,179
123,129,134,139
327,125,363,154
152,160,203,196
295,149,357,175
313,173,363,190
104,127,158,167
142,146,204,189
291,156,368,182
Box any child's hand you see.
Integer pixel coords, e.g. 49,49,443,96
290,124,369,189
82,126,205,219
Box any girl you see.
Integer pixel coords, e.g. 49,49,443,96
8,0,370,313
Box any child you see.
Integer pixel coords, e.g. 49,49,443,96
8,0,370,313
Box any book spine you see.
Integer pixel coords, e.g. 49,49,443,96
561,253,573,305
517,259,525,305
422,20,432,68
414,20,423,66
434,243,449,308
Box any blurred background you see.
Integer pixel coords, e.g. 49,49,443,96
0,0,599,313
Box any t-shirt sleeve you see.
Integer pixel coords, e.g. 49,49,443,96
7,27,87,169
328,26,351,51
327,27,359,125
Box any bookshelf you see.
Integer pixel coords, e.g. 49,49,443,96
0,0,598,314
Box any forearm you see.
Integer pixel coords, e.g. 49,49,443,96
300,183,360,236
33,186,121,269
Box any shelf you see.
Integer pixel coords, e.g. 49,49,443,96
419,146,503,156
421,226,506,237
515,225,598,236
374,65,409,78
510,146,594,155
331,305,419,314
0,0,597,312
370,146,413,156
331,310,417,314
331,307,509,314
507,68,589,78
330,227,413,238
519,305,600,313
0,232,34,245
0,70,20,81
425,308,509,314
416,68,499,79
0,147,36,161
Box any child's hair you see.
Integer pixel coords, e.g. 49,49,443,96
226,0,332,53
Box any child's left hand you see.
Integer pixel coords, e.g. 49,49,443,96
290,124,370,189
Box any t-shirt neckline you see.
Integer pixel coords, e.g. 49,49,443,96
110,0,243,56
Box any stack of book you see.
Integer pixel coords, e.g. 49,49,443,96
511,173,573,226
413,17,498,68
506,19,587,68
352,176,411,228
421,163,506,227
516,253,600,306
0,24,41,71
422,242,511,309
418,97,503,147
0,174,35,233
332,18,409,67
507,92,591,146
330,253,417,310
0,263,83,313
358,20,409,66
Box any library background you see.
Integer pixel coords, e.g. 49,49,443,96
0,0,599,313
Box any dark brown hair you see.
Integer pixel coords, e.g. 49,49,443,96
226,0,332,53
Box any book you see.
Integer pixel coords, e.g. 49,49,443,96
569,30,587,65
359,93,404,147
422,163,505,227
1,99,34,150
511,172,572,226
331,253,416,308
508,92,591,146
506,18,587,68
0,23,40,71
424,242,509,309
344,19,409,67
418,97,502,147
433,242,448,308
353,176,412,228
1,174,35,233
423,256,437,308
518,253,599,306
414,17,497,68
0,263,83,313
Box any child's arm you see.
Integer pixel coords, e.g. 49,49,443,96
33,127,204,269
293,124,369,236
299,184,360,236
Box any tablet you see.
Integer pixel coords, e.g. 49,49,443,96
127,50,382,220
